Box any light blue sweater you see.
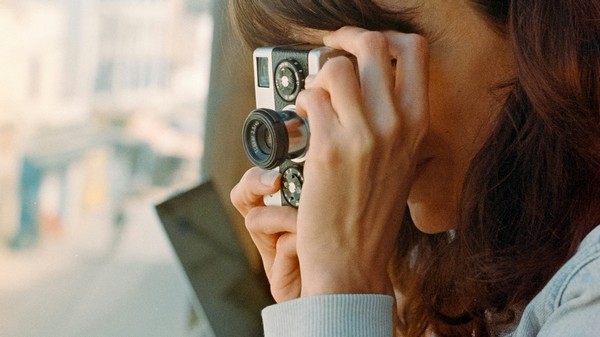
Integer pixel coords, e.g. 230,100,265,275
262,225,600,336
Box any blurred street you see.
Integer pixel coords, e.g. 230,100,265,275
0,187,211,337
0,0,213,337
0,1,214,335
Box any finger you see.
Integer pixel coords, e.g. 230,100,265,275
270,232,300,302
245,205,297,235
275,232,297,260
384,32,430,137
323,26,395,96
230,167,281,216
304,56,366,130
245,206,297,277
323,27,396,130
295,87,339,143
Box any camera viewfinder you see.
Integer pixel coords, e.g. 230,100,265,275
256,57,270,88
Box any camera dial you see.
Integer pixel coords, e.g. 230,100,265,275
275,59,304,102
282,166,303,207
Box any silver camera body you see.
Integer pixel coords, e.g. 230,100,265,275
242,45,349,207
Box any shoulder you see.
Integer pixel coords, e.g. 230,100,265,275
532,225,600,309
510,225,600,337
554,226,600,306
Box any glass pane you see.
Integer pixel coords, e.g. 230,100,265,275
0,0,213,335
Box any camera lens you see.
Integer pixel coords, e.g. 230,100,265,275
243,109,287,169
242,108,309,169
255,123,273,152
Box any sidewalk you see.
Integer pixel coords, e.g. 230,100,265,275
0,189,211,337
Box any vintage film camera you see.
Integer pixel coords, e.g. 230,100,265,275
242,45,350,207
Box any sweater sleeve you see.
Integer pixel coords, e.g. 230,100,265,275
262,294,395,337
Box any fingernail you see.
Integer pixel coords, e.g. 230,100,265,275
260,170,280,187
304,74,316,85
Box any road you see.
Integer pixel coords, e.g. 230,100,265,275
0,189,212,337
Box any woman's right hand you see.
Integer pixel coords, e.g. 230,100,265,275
231,27,429,303
230,167,301,303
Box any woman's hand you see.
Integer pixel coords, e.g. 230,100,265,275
295,27,429,296
231,26,429,301
230,167,302,303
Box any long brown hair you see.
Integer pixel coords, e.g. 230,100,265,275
228,0,600,336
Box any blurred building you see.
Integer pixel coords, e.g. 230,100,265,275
0,0,73,127
0,0,212,245
0,0,72,238
91,0,211,195
94,0,212,116
0,0,214,335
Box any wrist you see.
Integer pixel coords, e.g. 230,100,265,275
300,263,392,297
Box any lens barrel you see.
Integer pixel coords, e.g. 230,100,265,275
242,108,308,170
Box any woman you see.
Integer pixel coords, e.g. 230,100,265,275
229,0,600,336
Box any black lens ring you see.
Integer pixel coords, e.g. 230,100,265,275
242,108,289,169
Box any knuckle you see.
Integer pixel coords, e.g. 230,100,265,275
404,33,428,54
230,168,259,210
331,127,375,162
317,127,376,162
322,55,354,75
352,131,376,159
357,31,388,52
297,88,329,110
295,90,308,110
277,233,297,257
337,25,356,34
310,138,344,167
244,207,261,232
230,184,242,208
275,234,288,251
310,89,331,109
380,115,402,141
240,167,259,185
